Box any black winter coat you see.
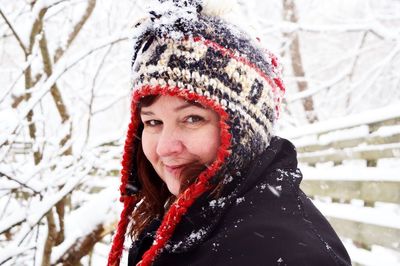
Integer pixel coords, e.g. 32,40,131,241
128,137,352,266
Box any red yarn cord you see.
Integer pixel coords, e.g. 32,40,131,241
108,195,138,266
108,96,141,266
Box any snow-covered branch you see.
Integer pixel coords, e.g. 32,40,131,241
0,33,129,150
51,184,119,264
0,163,90,236
0,168,90,264
0,171,41,196
276,21,399,41
0,8,27,55
54,0,97,62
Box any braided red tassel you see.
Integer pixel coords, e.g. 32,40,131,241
108,93,141,266
108,196,138,266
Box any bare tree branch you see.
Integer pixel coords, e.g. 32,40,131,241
54,0,97,63
24,6,48,165
42,209,57,266
84,44,113,147
1,54,34,104
53,224,108,265
0,8,28,55
0,35,128,151
345,31,369,108
39,30,73,157
33,224,41,266
50,185,119,265
0,170,88,246
273,21,398,41
345,44,400,112
286,66,353,103
0,245,36,265
0,171,41,196
55,198,66,245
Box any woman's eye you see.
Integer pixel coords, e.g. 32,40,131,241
186,115,204,124
144,120,162,127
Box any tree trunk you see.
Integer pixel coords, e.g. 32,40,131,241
53,224,107,266
282,0,318,123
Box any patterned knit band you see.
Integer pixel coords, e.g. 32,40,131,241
135,36,281,147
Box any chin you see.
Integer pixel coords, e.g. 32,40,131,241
165,182,180,196
168,188,179,196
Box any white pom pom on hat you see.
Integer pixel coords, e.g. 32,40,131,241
200,0,260,42
201,0,240,17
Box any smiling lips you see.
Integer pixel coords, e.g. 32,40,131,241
164,164,185,176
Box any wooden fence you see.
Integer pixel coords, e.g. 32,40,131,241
280,105,400,265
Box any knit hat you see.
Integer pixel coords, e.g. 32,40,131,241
108,0,285,265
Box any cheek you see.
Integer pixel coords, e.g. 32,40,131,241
208,126,221,157
141,132,157,163
189,125,220,162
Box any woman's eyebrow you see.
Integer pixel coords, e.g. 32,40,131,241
141,102,204,115
140,110,154,116
175,102,204,111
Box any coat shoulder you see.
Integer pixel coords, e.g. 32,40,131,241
197,169,352,266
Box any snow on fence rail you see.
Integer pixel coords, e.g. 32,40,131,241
280,104,400,166
301,166,400,252
279,105,400,265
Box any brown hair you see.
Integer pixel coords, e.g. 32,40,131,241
129,95,209,239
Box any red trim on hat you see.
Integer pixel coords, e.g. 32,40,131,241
108,85,232,266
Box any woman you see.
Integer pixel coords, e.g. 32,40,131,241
108,1,352,265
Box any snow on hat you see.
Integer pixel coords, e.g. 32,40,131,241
108,0,285,265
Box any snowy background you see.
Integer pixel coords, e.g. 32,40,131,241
0,0,399,265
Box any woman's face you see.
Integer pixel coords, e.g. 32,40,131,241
140,95,220,196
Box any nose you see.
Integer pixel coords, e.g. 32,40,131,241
156,125,184,157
